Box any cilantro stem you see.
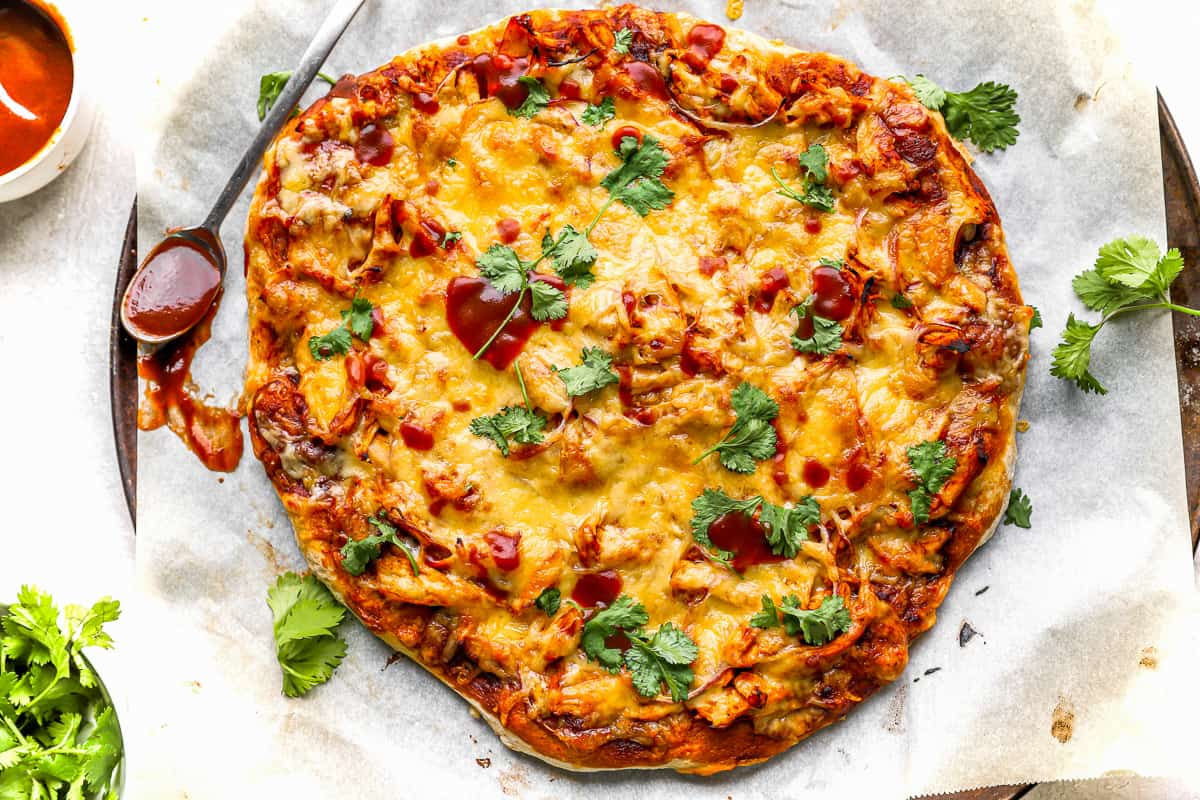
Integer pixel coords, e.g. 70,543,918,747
1,712,26,744
473,285,527,359
584,194,617,236
691,438,725,465
515,360,533,411
1107,300,1200,320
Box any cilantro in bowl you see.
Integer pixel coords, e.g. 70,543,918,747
0,587,123,798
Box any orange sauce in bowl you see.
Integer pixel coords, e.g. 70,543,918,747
0,1,74,176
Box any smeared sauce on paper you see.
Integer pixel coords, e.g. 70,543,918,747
137,291,244,471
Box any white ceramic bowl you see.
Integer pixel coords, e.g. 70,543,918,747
0,0,97,203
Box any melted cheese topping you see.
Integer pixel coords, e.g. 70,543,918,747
244,6,1028,771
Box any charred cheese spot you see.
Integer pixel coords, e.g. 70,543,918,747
244,5,1027,774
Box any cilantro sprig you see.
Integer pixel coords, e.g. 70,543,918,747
267,573,348,698
511,76,551,119
612,28,633,55
340,512,421,577
0,587,123,799
579,596,698,702
471,135,674,360
554,347,619,397
1052,236,1192,394
905,74,1020,153
581,96,616,127
749,594,852,646
534,588,561,616
257,70,337,121
770,143,835,212
791,296,845,356
693,382,779,473
906,440,957,524
308,295,374,361
470,361,547,456
691,489,820,564
1004,487,1033,528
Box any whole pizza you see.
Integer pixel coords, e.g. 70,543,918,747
244,5,1030,773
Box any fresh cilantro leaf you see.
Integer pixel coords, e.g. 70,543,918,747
908,75,1020,153
580,596,649,672
257,70,337,121
542,225,598,288
778,595,852,645
1051,313,1106,394
906,440,957,524
797,143,829,183
80,705,122,792
555,347,619,397
749,595,780,628
2,587,69,680
534,588,561,616
1029,305,1042,330
818,257,845,268
1095,236,1184,294
446,158,459,169
529,279,568,321
769,165,834,212
469,406,546,457
442,231,463,247
891,293,914,310
307,326,353,361
1004,487,1032,528
581,96,616,127
342,295,374,340
340,513,420,577
601,135,675,216
791,296,844,356
693,382,779,473
477,244,528,295
613,28,633,54
758,495,820,558
625,623,698,701
905,74,946,110
511,76,551,119
267,573,348,698
1071,269,1145,316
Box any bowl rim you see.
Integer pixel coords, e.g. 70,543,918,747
0,0,87,188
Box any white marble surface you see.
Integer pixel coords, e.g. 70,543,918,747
0,1,1197,798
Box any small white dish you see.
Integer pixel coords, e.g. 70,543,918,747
0,0,97,203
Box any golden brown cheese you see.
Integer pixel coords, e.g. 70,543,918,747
243,6,1028,773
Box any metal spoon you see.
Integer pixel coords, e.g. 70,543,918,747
120,0,366,344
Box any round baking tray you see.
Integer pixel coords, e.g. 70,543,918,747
107,92,1200,798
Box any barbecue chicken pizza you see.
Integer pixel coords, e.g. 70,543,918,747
243,5,1030,773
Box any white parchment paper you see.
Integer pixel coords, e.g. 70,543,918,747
129,1,1200,797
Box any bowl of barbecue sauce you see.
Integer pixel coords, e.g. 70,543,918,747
0,0,95,202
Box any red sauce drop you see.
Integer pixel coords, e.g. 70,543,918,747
425,179,439,196
603,631,633,652
400,420,435,450
0,2,73,176
804,216,822,234
445,274,565,369
355,123,394,166
684,23,726,69
719,74,739,94
611,125,643,150
413,91,439,114
363,352,391,393
456,34,470,46
496,217,521,243
571,570,622,607
621,290,637,322
622,62,668,100
345,352,365,387
330,74,357,98
123,237,222,340
698,255,727,276
410,218,447,258
755,267,790,313
370,306,385,337
470,53,530,109
485,530,521,571
803,458,831,488
558,79,581,100
707,512,784,572
616,365,655,425
136,293,243,472
811,265,856,320
846,459,874,491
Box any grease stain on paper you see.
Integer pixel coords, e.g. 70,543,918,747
1051,698,1075,743
1138,646,1159,669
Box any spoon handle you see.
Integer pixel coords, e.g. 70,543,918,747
201,0,367,233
